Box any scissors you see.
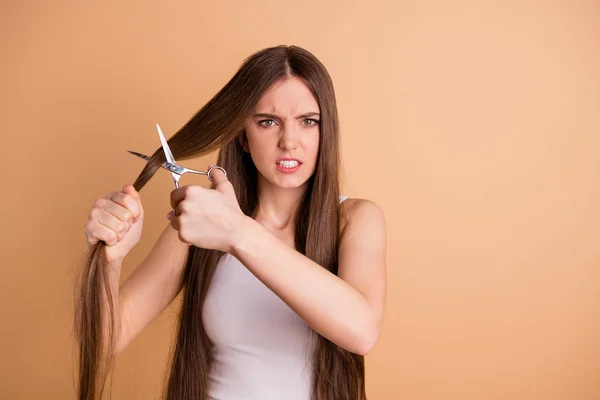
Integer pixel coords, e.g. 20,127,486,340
128,123,226,189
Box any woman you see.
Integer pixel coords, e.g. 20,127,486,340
76,45,387,400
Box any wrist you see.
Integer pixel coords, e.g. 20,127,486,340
107,258,123,267
103,252,124,269
229,215,257,256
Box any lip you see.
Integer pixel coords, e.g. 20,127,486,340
275,157,303,164
275,158,303,174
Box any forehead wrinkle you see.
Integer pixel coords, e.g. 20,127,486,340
258,102,319,117
254,77,320,117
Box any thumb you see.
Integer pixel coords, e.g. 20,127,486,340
123,184,140,199
123,184,144,220
208,165,235,196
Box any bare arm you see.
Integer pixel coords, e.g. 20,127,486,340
113,223,189,355
231,198,387,355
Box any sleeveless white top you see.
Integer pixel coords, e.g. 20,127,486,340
203,195,349,400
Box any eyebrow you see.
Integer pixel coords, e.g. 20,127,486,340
253,112,320,119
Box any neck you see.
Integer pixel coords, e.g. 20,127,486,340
254,179,309,232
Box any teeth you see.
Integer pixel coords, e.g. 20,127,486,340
278,160,299,167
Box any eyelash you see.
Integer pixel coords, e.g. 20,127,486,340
258,118,320,127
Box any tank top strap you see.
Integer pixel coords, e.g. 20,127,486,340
339,195,349,204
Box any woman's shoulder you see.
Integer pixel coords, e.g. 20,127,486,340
339,196,385,235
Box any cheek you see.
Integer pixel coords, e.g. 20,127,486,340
250,139,269,154
245,130,263,154
246,134,271,166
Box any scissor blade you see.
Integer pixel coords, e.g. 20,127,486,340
127,150,150,161
156,123,176,165
128,148,176,174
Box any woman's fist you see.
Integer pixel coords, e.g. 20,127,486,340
84,184,144,264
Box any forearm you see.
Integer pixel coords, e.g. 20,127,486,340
230,217,377,355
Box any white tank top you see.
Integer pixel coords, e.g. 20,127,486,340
203,195,349,400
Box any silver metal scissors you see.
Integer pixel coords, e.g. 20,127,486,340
128,123,226,189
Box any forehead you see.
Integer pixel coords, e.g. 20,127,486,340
254,76,319,113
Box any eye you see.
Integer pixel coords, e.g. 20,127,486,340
259,119,278,127
302,118,320,126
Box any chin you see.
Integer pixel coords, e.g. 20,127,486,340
274,178,309,190
263,173,312,190
256,164,316,190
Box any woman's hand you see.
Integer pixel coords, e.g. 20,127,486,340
166,166,247,253
84,184,144,264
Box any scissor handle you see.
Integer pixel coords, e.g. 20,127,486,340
206,166,227,182
175,165,227,182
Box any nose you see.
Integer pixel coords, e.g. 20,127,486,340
278,124,300,150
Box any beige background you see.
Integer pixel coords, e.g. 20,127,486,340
1,1,599,399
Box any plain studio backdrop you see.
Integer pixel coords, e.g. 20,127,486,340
1,1,599,399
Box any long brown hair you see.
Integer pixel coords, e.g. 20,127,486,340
74,45,366,400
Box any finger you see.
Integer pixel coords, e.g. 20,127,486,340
207,165,235,197
169,213,181,231
86,218,119,246
170,185,190,209
207,164,227,183
165,207,180,220
100,197,134,223
93,208,129,242
107,192,141,221
122,184,144,221
122,184,139,199
177,231,190,245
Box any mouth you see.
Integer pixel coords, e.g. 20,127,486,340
276,158,302,168
275,158,303,173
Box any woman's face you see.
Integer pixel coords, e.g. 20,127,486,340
243,76,321,191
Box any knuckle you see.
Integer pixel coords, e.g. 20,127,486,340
123,209,133,221
124,194,135,208
89,207,100,219
130,200,139,212
86,233,96,245
178,224,189,241
184,186,197,199
178,201,188,213
106,231,116,245
84,221,95,235
112,191,124,203
192,186,204,196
